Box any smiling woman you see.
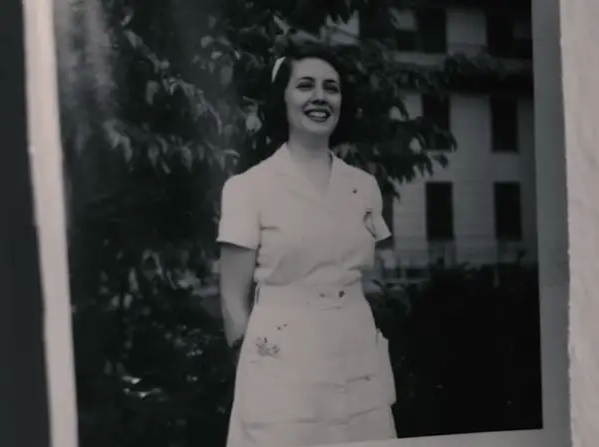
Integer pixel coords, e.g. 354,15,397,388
218,42,396,447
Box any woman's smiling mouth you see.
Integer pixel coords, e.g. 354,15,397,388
304,108,331,122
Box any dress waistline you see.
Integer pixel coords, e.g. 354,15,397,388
253,281,365,310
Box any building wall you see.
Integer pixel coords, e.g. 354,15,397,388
384,9,536,268
391,93,537,267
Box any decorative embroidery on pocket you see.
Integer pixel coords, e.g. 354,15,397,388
255,336,280,358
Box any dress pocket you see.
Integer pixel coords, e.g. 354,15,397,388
237,360,325,424
377,331,396,406
236,307,332,424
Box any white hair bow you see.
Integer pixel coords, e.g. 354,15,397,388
272,57,285,82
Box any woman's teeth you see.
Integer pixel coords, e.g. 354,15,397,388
305,110,330,121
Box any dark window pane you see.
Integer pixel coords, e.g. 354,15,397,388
494,182,522,240
423,94,450,150
378,192,394,248
396,30,418,51
382,193,394,232
426,182,454,240
405,267,426,279
491,98,518,152
512,38,533,59
486,14,514,57
360,5,396,40
416,10,447,53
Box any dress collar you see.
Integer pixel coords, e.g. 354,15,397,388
267,143,353,206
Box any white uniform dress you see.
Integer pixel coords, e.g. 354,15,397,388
217,144,397,447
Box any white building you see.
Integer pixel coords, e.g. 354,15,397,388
325,7,536,274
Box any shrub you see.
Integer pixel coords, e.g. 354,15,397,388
369,262,543,437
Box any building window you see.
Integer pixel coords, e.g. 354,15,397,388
486,14,533,59
378,192,394,248
491,97,518,152
382,192,394,233
425,182,454,240
417,10,447,53
393,9,446,53
422,94,450,150
494,182,523,241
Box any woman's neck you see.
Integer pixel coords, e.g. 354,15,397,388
286,133,330,165
286,133,333,193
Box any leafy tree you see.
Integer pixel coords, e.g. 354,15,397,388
55,0,464,446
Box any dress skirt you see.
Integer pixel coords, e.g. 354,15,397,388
226,282,397,447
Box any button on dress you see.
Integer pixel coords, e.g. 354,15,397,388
217,144,397,447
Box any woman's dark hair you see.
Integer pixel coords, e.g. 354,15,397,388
262,42,357,149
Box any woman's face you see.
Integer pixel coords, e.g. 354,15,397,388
284,57,342,139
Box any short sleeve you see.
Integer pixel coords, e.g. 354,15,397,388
216,174,260,249
369,175,391,242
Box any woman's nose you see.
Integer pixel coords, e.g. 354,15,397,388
312,85,325,100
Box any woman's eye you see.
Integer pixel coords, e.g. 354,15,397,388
295,81,339,93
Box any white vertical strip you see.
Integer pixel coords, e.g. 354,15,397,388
559,0,599,446
531,0,573,445
22,1,79,447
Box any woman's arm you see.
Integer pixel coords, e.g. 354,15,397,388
216,173,260,348
219,243,256,346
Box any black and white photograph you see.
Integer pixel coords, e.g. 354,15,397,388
53,0,543,446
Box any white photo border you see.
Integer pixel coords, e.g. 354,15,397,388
559,0,599,445
22,0,572,446
23,0,79,446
